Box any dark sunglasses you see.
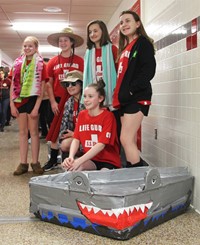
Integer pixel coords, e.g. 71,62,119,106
63,81,78,88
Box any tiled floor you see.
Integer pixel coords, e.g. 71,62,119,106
1,119,200,245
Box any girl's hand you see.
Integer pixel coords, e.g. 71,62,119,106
67,159,82,171
10,104,19,118
30,108,39,118
51,101,59,115
61,157,74,170
61,129,74,139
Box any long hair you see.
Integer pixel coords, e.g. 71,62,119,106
118,10,155,56
69,37,75,66
86,20,111,49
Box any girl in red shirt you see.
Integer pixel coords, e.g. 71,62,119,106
112,11,156,167
43,28,84,172
62,80,121,171
83,20,121,147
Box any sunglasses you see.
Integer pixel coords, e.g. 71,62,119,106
63,81,78,88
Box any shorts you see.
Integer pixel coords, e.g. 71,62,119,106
120,102,150,117
92,160,118,170
18,96,41,114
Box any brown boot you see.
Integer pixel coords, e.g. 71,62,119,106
31,162,44,175
13,163,29,176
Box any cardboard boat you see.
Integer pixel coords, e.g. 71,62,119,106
29,166,194,240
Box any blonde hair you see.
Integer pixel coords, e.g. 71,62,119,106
21,36,40,54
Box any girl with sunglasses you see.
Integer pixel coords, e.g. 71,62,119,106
43,28,84,172
59,70,85,160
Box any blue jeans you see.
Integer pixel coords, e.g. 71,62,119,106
0,98,10,128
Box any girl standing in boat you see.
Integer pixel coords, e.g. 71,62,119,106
83,20,122,142
112,10,156,168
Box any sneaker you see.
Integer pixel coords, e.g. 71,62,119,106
5,121,11,126
43,160,58,172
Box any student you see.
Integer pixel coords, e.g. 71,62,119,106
0,70,11,132
83,19,121,141
39,58,51,139
61,80,121,171
83,19,118,106
59,70,85,161
43,28,84,171
10,36,48,175
112,10,156,168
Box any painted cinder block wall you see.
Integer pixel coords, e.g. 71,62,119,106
108,0,200,213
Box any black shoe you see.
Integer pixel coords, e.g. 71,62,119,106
43,160,58,172
5,121,11,126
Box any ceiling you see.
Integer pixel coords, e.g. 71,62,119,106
0,0,122,64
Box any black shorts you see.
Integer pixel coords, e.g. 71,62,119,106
92,160,118,170
18,96,41,114
120,102,150,117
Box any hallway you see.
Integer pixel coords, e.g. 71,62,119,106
0,119,200,245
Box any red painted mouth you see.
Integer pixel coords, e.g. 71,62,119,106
77,201,153,230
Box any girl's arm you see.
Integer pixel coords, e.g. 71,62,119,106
68,138,80,158
9,80,19,118
61,138,80,170
46,77,59,114
30,80,45,118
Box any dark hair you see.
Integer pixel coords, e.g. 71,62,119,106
86,20,111,49
118,10,155,56
43,58,50,63
68,37,75,65
87,78,106,107
76,79,83,86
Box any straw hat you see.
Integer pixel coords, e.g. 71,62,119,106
47,27,84,47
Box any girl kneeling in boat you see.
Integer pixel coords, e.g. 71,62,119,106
61,79,121,171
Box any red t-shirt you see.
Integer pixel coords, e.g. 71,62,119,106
95,45,118,81
47,55,84,98
74,109,121,168
112,39,137,108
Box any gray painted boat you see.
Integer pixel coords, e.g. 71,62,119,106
29,166,194,240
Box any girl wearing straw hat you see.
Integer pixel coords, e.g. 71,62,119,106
43,28,84,172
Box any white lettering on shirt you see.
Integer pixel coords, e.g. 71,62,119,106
106,132,111,138
96,56,102,62
85,140,96,148
79,124,102,132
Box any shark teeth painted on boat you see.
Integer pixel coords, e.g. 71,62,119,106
77,201,153,229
